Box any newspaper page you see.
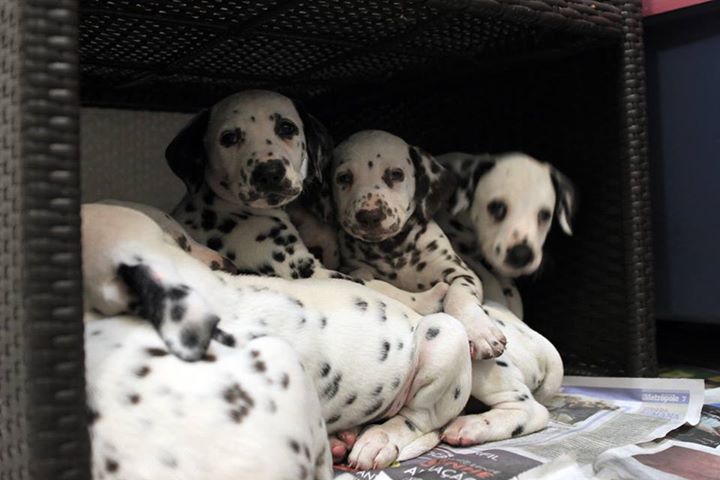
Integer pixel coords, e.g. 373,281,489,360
593,388,720,480
333,377,705,479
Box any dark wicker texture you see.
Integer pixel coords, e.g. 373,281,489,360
0,1,90,479
1,0,653,477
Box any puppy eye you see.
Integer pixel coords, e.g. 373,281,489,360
538,208,552,224
487,200,507,222
219,129,241,148
390,168,404,182
336,171,353,186
275,119,299,139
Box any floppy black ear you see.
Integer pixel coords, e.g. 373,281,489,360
549,166,576,235
448,155,496,215
293,101,333,186
165,109,210,193
410,146,457,222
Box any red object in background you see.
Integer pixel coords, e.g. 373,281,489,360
643,0,712,16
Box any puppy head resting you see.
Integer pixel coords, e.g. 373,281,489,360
332,130,455,242
166,90,332,209
452,152,575,278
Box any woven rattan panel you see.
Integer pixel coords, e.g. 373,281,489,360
0,0,90,479
78,0,623,110
310,46,645,376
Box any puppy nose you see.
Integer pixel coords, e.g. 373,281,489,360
251,160,286,191
505,244,534,268
356,208,384,228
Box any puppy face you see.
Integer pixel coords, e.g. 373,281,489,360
333,130,453,242
469,153,574,277
167,90,332,209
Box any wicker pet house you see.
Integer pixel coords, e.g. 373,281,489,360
1,0,654,478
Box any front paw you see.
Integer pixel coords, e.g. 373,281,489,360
348,428,400,471
467,311,507,359
441,416,492,446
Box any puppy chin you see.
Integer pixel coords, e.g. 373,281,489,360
344,223,399,243
239,185,302,209
495,256,542,278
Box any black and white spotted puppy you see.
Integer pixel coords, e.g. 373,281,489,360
82,203,473,473
436,152,576,319
166,89,445,315
325,131,564,446
327,130,506,360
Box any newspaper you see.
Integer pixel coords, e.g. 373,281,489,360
334,376,705,479
593,388,720,479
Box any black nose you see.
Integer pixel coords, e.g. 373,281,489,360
251,160,286,191
356,208,384,228
505,244,534,268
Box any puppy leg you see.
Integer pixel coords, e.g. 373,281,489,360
441,360,550,446
443,282,506,359
348,314,472,470
82,203,225,361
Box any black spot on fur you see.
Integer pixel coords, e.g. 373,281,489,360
146,347,168,357
218,218,237,234
327,413,342,425
405,419,417,431
253,360,266,373
181,329,199,348
281,373,290,389
323,373,342,400
288,439,300,454
355,298,369,311
170,304,186,322
364,399,384,417
207,237,223,251
273,251,286,262
105,458,119,473
128,393,141,404
201,209,217,230
380,340,390,361
454,387,461,400
320,362,331,377
425,327,440,340
512,426,524,437
496,360,508,367
373,384,384,396
134,366,150,377
320,316,328,328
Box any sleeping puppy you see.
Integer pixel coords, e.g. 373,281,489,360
166,89,446,316
321,130,563,446
436,152,576,318
82,203,473,473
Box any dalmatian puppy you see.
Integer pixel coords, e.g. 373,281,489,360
321,130,564,446
82,203,473,471
86,316,332,480
165,89,446,317
436,152,576,319
324,130,506,361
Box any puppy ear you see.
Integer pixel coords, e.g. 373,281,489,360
294,101,334,186
165,109,210,193
448,156,496,215
549,166,576,235
410,146,457,221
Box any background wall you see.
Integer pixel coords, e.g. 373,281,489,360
645,4,720,324
81,108,190,212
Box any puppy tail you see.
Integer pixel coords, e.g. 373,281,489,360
397,431,441,462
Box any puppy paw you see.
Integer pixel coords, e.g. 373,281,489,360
412,282,449,315
441,416,493,446
348,428,400,470
118,263,221,361
467,310,507,359
329,428,360,464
